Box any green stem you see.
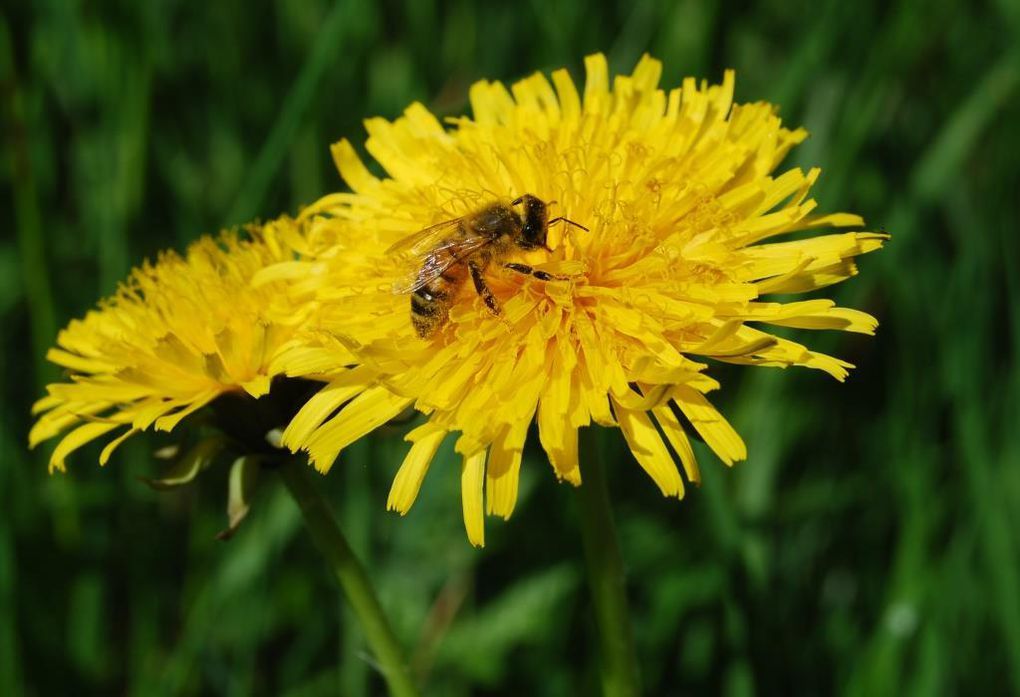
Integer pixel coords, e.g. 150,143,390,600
576,428,641,697
279,462,420,697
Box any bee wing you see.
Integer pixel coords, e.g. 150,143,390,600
391,234,495,294
388,218,469,294
385,218,466,257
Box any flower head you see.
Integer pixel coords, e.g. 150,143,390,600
275,54,885,546
31,217,313,471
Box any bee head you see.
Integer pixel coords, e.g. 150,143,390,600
512,194,550,251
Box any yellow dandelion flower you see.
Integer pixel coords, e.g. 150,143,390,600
273,54,886,546
30,216,314,472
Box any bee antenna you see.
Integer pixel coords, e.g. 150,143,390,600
548,217,590,233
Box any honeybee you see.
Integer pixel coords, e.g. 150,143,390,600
389,194,588,338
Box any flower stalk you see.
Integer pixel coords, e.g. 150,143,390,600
279,461,420,697
576,427,641,697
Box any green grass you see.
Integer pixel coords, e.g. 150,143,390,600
3,0,1019,694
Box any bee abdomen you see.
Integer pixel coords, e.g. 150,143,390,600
411,284,452,338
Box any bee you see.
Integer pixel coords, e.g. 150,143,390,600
388,194,588,338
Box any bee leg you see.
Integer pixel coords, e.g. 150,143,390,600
469,261,502,316
503,262,568,282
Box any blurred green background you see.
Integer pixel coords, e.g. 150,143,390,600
3,0,1019,694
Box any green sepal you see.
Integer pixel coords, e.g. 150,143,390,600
216,455,261,540
139,436,225,491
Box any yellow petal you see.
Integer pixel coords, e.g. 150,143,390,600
461,449,487,547
614,406,684,498
49,421,121,473
31,394,62,415
469,79,516,127
29,400,111,446
99,428,139,466
583,53,610,112
765,307,879,334
651,406,701,485
551,67,581,121
153,391,219,432
803,212,865,228
630,53,663,91
282,374,373,450
387,428,446,515
330,138,379,193
486,423,529,519
672,387,747,465
538,342,580,484
241,375,272,398
305,386,412,472
45,348,115,374
251,260,320,287
270,344,358,378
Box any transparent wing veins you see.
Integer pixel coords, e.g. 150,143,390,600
389,219,494,294
385,218,463,257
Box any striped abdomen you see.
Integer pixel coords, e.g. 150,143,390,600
411,248,467,338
